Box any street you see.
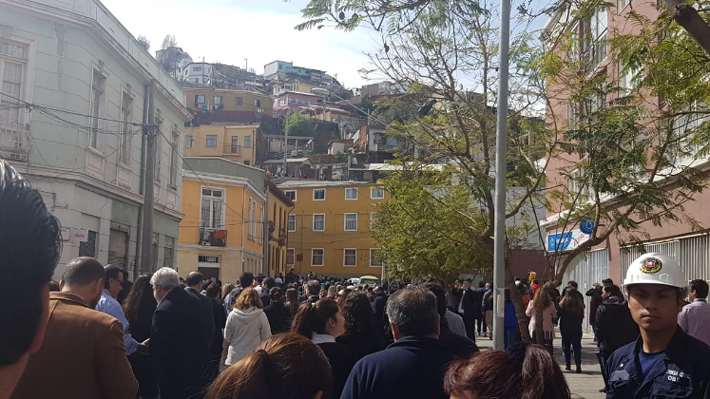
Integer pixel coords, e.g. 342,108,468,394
476,330,606,399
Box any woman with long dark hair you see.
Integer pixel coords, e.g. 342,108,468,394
558,287,585,373
292,299,356,399
123,275,159,399
337,292,388,360
525,288,558,355
285,287,299,317
264,288,291,334
206,333,331,399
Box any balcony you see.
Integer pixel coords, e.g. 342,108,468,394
224,144,242,155
0,122,30,162
199,228,227,247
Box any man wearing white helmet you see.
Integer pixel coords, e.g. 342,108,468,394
605,253,710,398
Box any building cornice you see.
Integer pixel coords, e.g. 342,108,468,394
183,171,267,203
14,164,184,221
178,243,264,259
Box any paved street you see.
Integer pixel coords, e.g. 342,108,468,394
475,329,605,399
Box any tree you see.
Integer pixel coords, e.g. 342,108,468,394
136,35,150,52
161,34,178,50
285,111,317,136
372,162,538,280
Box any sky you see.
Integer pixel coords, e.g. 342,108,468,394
100,0,380,88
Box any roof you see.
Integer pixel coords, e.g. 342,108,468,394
309,154,341,164
365,163,445,171
277,180,379,189
276,91,323,98
262,157,311,165
265,180,295,207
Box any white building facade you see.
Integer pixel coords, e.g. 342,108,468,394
0,0,191,279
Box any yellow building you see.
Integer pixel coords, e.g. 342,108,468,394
178,158,267,283
184,125,258,166
276,180,388,278
184,88,274,115
265,180,295,278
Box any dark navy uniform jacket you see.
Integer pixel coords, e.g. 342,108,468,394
606,328,710,399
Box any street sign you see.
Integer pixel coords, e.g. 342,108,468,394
580,217,595,234
547,229,590,252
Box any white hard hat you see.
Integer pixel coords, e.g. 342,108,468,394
623,253,687,289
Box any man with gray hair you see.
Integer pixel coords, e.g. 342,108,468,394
149,267,208,399
341,286,456,399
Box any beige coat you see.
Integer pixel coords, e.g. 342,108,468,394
11,292,138,399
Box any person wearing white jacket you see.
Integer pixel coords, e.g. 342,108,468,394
224,287,272,366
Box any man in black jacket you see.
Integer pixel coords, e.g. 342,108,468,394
373,286,388,332
185,271,215,391
456,278,478,341
260,277,276,307
341,286,455,399
151,267,209,399
594,284,639,392
301,280,321,304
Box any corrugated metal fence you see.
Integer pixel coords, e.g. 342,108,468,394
562,248,610,332
620,234,710,283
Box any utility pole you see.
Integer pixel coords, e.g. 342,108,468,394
492,0,511,351
140,79,157,273
244,58,248,71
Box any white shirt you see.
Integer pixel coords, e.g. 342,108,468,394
458,289,467,314
312,333,337,345
678,298,710,347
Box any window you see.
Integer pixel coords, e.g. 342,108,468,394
313,214,325,231
568,104,578,130
119,92,133,165
169,128,179,187
259,206,263,244
164,237,174,267
236,97,243,106
198,255,220,263
0,40,27,125
248,199,254,240
288,214,296,232
200,188,225,229
287,248,295,266
154,124,162,182
206,135,217,147
370,212,377,230
312,249,324,266
192,66,202,72
370,249,383,267
344,249,356,267
196,95,205,104
344,213,358,231
230,135,239,153
78,231,98,257
619,62,641,95
583,7,607,69
313,189,326,201
244,135,252,148
618,0,630,12
214,96,222,105
345,188,358,200
285,190,297,201
255,99,261,108
90,70,106,149
371,187,385,199
568,168,590,202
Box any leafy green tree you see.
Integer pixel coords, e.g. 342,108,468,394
285,111,317,136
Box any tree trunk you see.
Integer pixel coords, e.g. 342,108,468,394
661,0,710,56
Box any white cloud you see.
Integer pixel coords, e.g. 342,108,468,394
101,0,380,88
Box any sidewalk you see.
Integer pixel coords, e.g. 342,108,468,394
475,330,605,399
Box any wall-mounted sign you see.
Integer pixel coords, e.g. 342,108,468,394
547,230,590,252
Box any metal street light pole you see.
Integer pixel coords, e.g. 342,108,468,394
493,0,512,351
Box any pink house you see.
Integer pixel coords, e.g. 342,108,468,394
273,91,324,111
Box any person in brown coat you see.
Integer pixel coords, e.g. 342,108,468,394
11,257,138,399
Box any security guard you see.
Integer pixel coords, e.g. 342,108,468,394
606,253,710,398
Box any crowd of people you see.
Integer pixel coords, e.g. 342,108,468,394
4,158,710,399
